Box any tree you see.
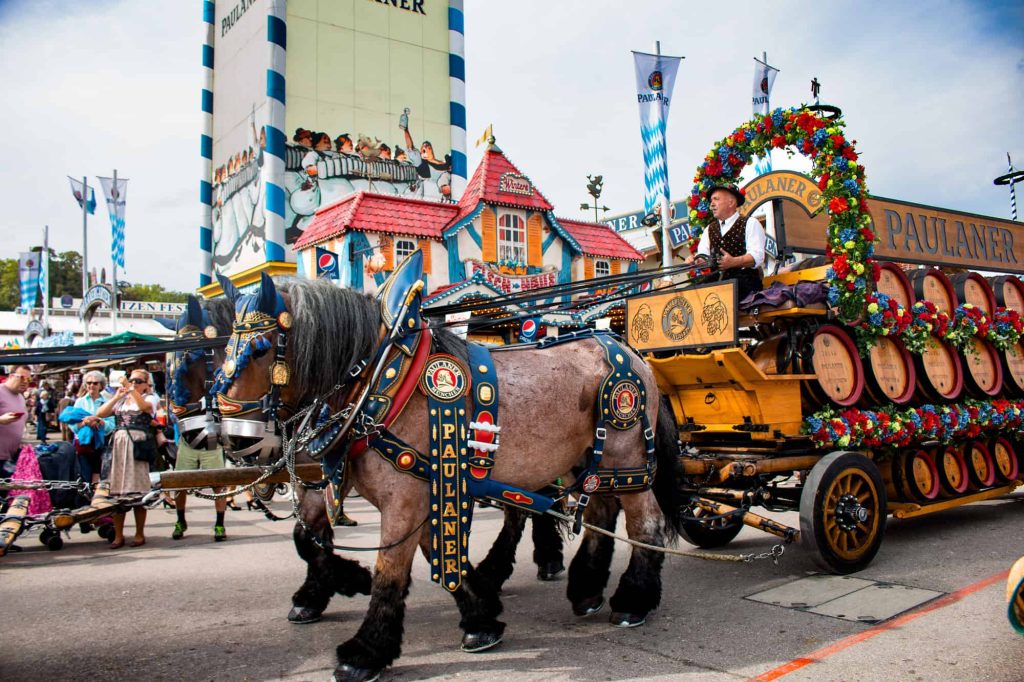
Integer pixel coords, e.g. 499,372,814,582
119,283,189,303
0,258,18,311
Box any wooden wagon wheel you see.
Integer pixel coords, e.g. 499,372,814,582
799,451,887,574
679,504,743,549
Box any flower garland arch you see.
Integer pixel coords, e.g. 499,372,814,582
686,106,872,323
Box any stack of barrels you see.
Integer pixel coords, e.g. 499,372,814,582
748,264,1024,501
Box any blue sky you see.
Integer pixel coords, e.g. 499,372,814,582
0,0,1021,291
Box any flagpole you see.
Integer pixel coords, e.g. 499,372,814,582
81,175,90,341
656,40,672,272
42,225,50,336
111,169,119,335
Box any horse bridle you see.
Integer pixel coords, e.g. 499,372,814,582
169,325,221,451
215,309,294,462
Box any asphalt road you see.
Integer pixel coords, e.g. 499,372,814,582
2,489,1022,681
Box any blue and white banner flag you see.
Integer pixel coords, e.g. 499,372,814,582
753,153,773,176
18,252,41,312
68,176,97,215
98,176,128,269
632,51,682,214
518,317,540,343
315,246,339,279
752,59,779,116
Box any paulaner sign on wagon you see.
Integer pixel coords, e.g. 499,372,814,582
758,171,1024,272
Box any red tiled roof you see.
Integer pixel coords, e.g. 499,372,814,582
294,192,459,249
447,146,554,229
556,218,645,261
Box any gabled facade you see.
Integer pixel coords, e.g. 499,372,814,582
294,142,643,326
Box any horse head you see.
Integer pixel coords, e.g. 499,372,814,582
215,272,295,463
167,294,224,450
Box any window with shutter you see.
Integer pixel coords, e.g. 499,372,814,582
498,213,526,266
595,259,610,278
611,260,621,275
380,234,394,271
395,238,417,265
417,239,432,274
584,256,594,280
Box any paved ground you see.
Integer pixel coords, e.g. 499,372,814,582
2,486,1022,681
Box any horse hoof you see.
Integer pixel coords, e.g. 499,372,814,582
461,630,504,653
332,663,381,682
287,605,323,624
572,596,604,617
609,611,647,628
537,561,565,581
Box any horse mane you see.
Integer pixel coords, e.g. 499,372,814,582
275,279,381,399
427,322,469,365
205,296,235,336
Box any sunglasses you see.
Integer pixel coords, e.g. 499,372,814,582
85,381,101,386
128,378,148,385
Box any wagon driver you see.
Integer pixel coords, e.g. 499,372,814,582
686,184,766,301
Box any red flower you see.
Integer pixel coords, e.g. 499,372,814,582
818,173,830,190
828,196,850,214
833,254,850,278
771,135,786,148
732,131,746,145
860,227,875,241
846,281,856,291
802,139,814,154
705,158,723,177
871,260,881,282
842,146,858,161
728,153,741,166
688,195,699,209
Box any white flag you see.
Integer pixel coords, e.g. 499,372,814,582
632,51,682,214
98,176,128,269
752,59,779,116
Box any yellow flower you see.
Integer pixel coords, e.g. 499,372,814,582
844,240,856,249
868,302,880,313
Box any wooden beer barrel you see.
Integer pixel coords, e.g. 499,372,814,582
901,449,941,502
950,272,996,317
875,262,915,311
908,268,958,315
749,333,795,375
1001,342,1024,398
988,275,1024,310
989,437,1020,483
961,338,1004,399
806,325,864,407
749,325,864,407
934,445,970,497
965,441,997,489
914,335,964,402
863,336,916,405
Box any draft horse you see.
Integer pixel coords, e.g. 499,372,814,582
216,253,684,680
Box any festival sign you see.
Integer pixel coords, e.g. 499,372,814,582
626,280,737,353
207,0,466,280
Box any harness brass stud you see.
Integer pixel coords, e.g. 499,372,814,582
433,573,439,580
277,311,293,329
458,409,465,416
433,559,439,566
385,368,397,379
448,581,457,589
461,516,468,523
461,502,468,509
444,409,451,416
432,504,438,511
431,409,437,416
432,519,438,525
204,325,217,339
478,365,487,373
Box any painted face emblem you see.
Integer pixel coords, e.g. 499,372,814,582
421,356,469,401
582,474,601,494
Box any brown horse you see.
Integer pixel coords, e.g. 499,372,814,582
216,263,684,681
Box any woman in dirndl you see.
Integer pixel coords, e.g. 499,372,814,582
95,369,160,549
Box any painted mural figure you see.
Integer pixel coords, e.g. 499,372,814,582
401,111,452,201
212,111,266,269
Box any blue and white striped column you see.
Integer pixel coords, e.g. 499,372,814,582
448,0,467,198
199,0,215,287
263,0,288,263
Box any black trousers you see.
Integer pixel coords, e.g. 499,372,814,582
707,268,763,303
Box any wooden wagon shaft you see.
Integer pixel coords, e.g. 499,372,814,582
49,486,146,530
887,481,1022,519
692,496,800,542
158,463,323,490
0,495,31,557
682,455,821,481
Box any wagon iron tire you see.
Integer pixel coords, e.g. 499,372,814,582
680,506,744,549
799,451,886,574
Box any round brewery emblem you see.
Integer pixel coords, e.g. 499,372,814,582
648,70,663,91
662,295,694,342
582,474,601,494
421,355,469,401
610,381,642,423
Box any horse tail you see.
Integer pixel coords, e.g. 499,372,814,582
652,396,686,543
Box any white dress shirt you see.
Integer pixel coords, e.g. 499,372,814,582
696,212,767,268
